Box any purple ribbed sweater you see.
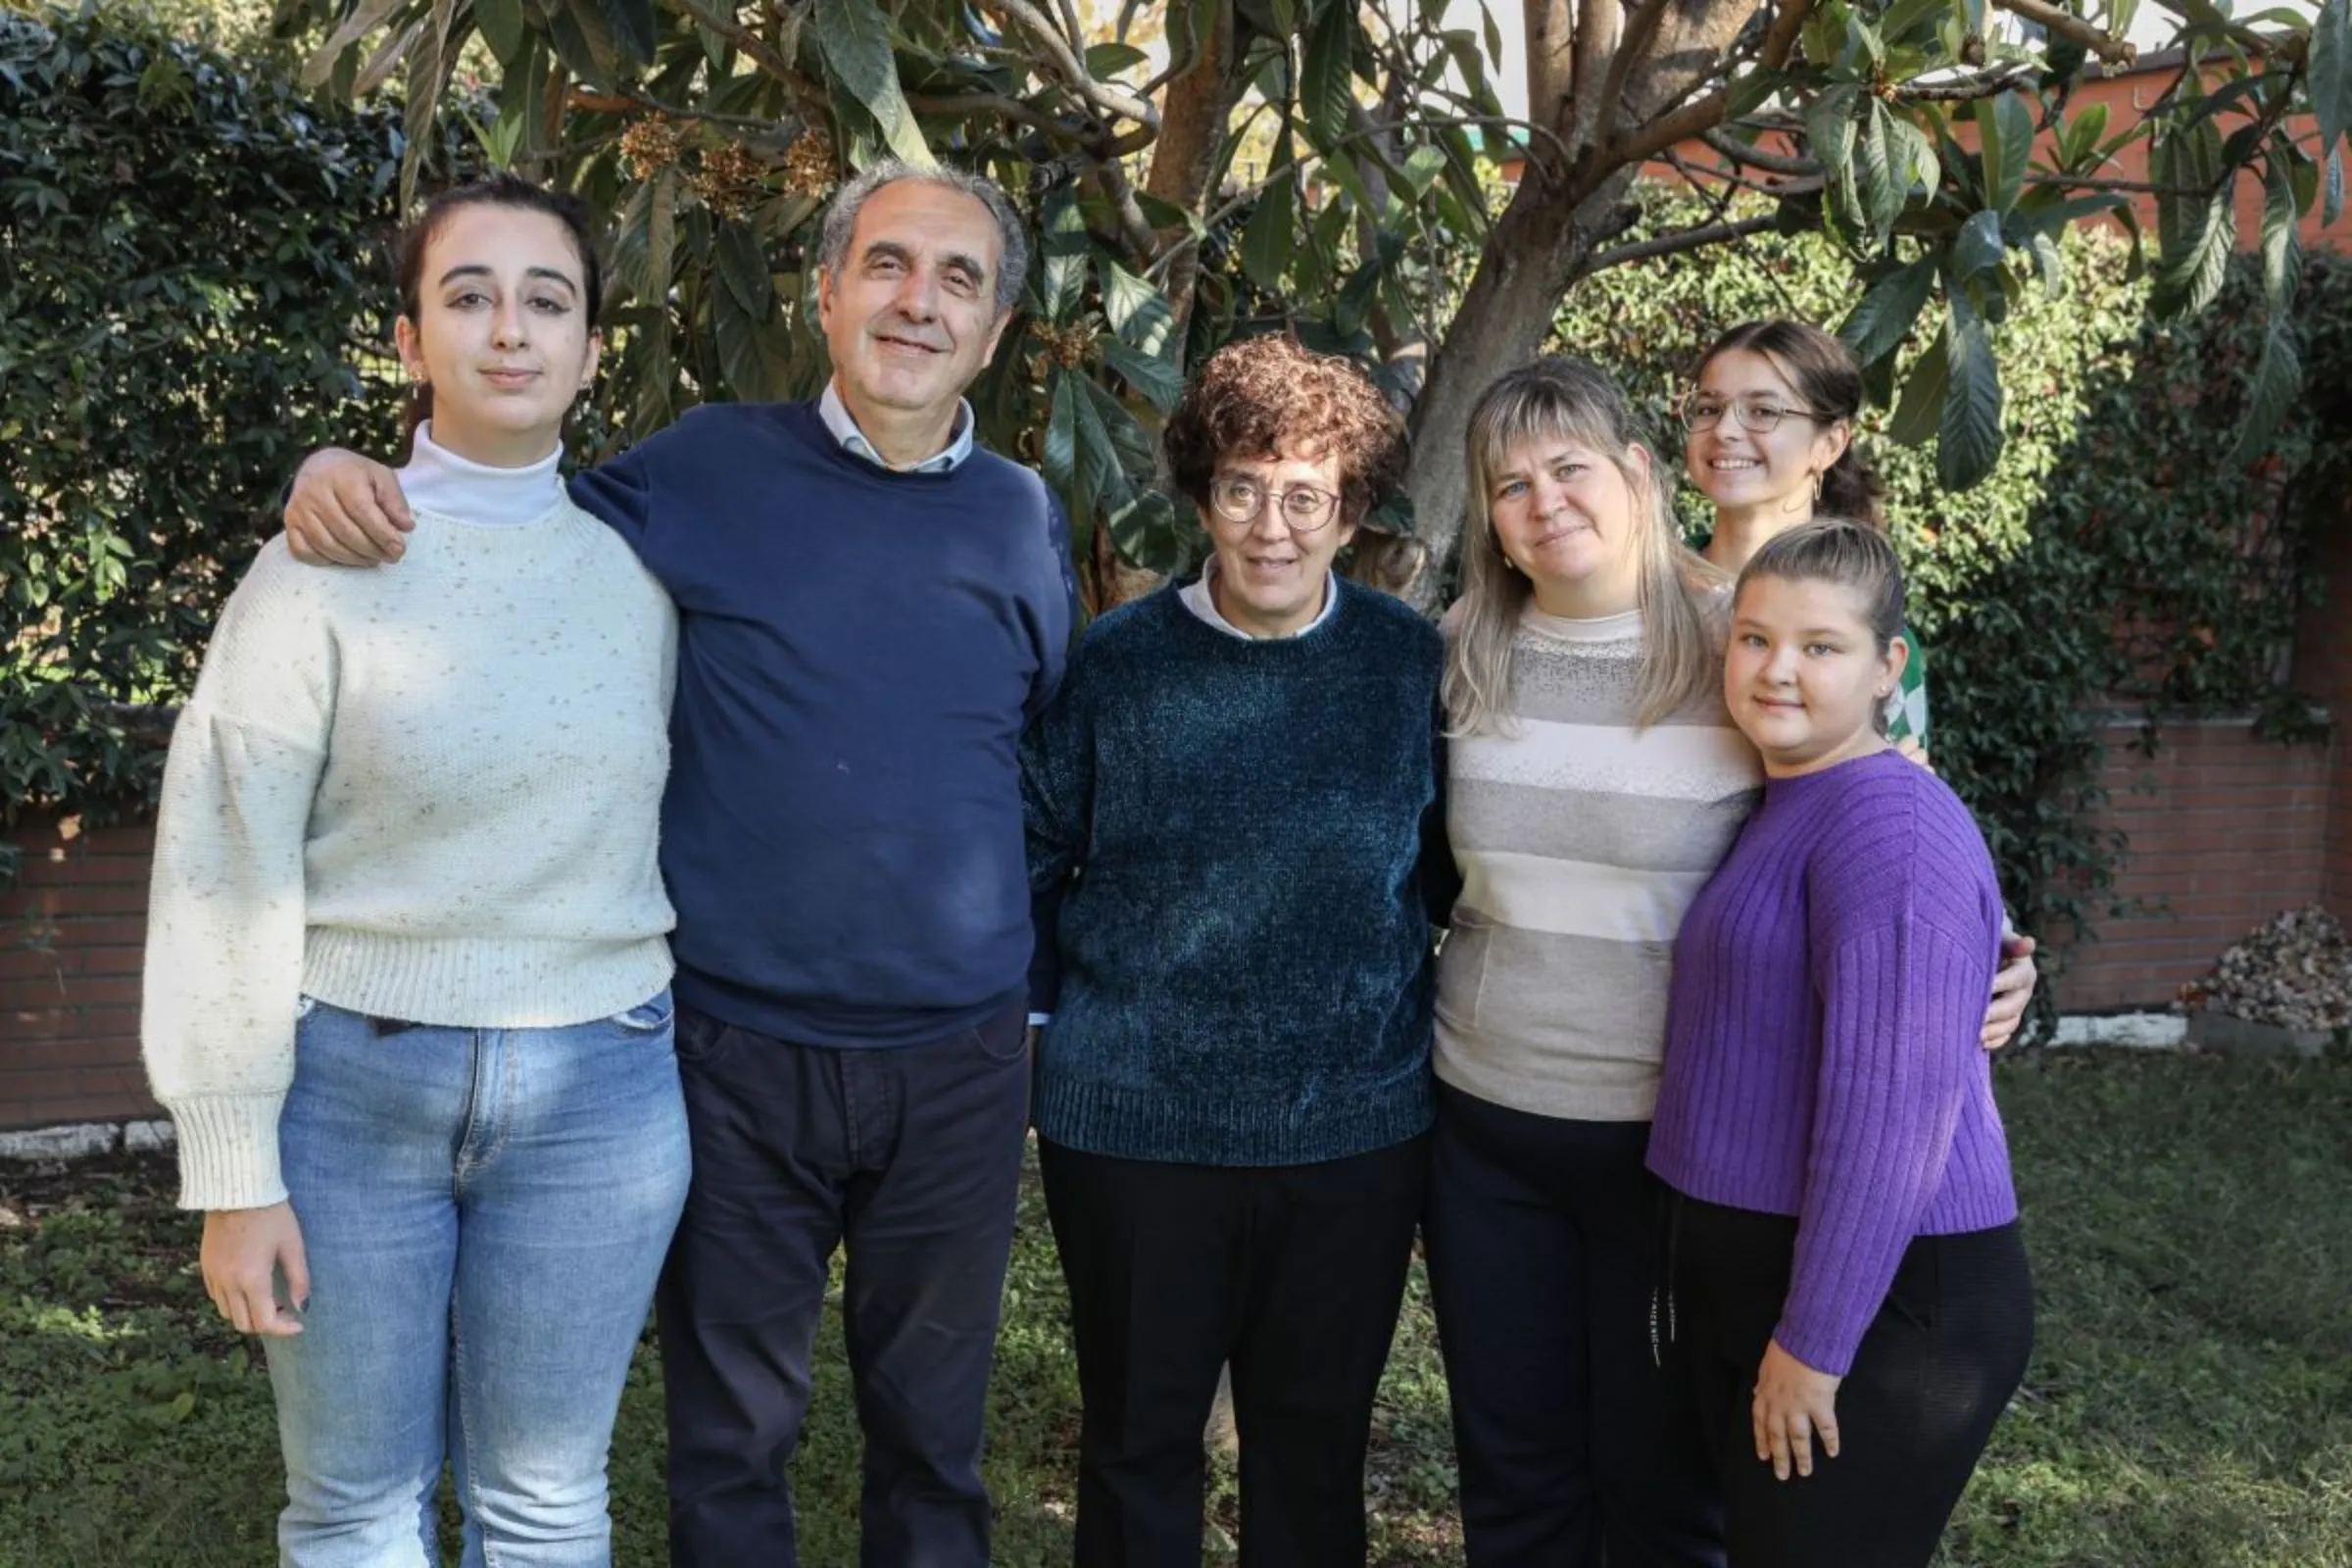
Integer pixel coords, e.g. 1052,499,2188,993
1647,748,2019,1377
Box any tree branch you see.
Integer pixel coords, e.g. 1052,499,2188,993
1700,126,1817,176
1602,1,1812,176
1991,0,2138,66
673,0,805,92
905,90,1075,140
1898,66,2036,101
1564,0,1624,163
1592,0,1678,157
1182,115,1574,249
988,0,1159,129
1586,213,1782,271
1527,0,1573,119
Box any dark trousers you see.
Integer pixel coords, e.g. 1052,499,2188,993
1676,1198,2034,1568
1038,1134,1430,1568
1423,1082,1725,1568
656,1000,1032,1567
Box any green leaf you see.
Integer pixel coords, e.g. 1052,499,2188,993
472,0,525,64
1805,86,1861,241
400,0,455,205
1038,186,1089,322
639,165,678,304
594,0,657,66
1300,0,1357,150
2151,192,2233,318
543,0,617,89
1400,144,1447,196
1952,206,2006,274
1886,326,1949,447
2328,146,2345,226
1838,255,1938,367
1890,116,1938,203
1101,487,1181,573
1974,90,2032,212
714,224,773,319
2230,324,2301,466
2027,229,2064,298
715,272,795,401
815,0,932,168
2311,0,2351,155
1936,291,2002,490
2260,154,2303,312
1084,41,1150,76
1099,337,1183,414
1859,101,1906,243
301,0,404,88
1042,370,1080,497
1240,182,1296,290
2059,103,2110,170
1101,262,1176,356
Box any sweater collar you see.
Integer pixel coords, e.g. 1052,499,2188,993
818,382,974,473
1179,558,1343,641
399,422,565,526
1519,599,1642,643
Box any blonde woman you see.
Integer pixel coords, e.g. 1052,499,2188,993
1423,357,2034,1568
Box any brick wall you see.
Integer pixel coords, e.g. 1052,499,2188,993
0,712,2338,1128
1,813,159,1131
2054,717,2334,1011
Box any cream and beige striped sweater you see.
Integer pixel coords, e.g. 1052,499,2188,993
1436,602,1762,1122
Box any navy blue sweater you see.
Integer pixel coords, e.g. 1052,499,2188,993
570,400,1076,1047
1021,579,1446,1165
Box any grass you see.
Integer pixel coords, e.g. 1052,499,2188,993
3,1049,2348,1566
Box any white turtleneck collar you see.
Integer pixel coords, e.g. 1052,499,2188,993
399,422,566,526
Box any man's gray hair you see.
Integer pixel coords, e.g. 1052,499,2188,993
815,160,1029,317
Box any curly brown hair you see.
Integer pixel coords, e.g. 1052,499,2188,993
1162,335,1407,526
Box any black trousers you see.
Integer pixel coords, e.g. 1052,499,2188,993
656,1000,1033,1568
1038,1134,1430,1568
1675,1198,2034,1568
1423,1082,1726,1568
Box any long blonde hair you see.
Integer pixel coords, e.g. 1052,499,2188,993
1444,356,1724,736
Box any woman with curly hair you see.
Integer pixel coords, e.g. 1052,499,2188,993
1021,333,1449,1567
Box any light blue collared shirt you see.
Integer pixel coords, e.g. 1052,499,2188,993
818,381,976,473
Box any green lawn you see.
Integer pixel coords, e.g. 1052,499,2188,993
3,1050,2348,1566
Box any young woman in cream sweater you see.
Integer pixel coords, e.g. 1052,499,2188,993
142,176,683,1567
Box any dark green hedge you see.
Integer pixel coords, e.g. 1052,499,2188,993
0,4,463,852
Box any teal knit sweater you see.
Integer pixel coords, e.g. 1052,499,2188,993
1021,579,1447,1166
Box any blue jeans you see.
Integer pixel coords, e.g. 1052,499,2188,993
263,993,691,1568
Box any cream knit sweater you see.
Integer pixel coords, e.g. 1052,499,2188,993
142,433,678,1211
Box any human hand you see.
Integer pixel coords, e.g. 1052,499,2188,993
284,448,414,565
1752,1337,1841,1480
200,1201,311,1337
1982,933,2038,1051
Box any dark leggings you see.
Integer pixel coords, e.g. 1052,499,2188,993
1423,1084,1725,1567
1674,1197,2034,1568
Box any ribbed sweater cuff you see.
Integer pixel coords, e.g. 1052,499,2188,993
168,1094,287,1211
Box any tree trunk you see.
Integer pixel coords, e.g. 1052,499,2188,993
1142,2,1249,330
1396,165,1640,612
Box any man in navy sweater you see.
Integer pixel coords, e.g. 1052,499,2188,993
282,163,1077,1567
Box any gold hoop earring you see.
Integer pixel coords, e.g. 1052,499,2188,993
1811,470,1825,505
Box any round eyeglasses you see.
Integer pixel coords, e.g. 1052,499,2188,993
1208,474,1342,531
1679,394,1824,435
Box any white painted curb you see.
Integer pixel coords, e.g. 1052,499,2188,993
0,1118,174,1163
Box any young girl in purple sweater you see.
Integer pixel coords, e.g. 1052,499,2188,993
1647,519,2033,1566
